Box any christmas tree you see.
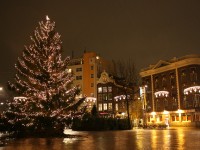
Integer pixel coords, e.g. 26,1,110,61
4,16,85,137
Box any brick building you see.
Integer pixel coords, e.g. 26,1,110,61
140,54,200,127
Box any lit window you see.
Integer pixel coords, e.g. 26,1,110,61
187,115,191,121
103,87,107,93
98,87,102,93
182,114,186,121
108,103,112,110
115,103,118,111
159,115,162,121
108,86,112,92
103,103,107,110
176,115,179,121
98,103,102,111
103,93,108,100
172,116,175,121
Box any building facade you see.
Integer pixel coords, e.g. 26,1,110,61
140,55,200,127
97,71,132,118
69,51,107,110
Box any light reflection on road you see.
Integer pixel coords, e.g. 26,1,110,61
1,127,200,150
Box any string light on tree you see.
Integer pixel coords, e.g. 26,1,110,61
5,16,85,136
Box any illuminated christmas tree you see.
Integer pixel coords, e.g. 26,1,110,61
4,16,85,137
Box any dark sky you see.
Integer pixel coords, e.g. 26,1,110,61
1,0,200,87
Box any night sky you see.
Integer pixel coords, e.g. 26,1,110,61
1,0,200,88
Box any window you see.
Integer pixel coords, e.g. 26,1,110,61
98,94,102,101
91,65,94,70
159,115,162,121
91,74,94,78
76,68,82,72
115,103,118,111
156,99,160,110
181,70,186,83
172,115,179,122
103,87,107,93
170,73,175,87
108,86,112,92
108,93,112,100
76,76,82,80
98,87,102,93
182,114,191,121
103,103,107,110
182,114,186,121
98,103,102,111
172,116,175,121
193,94,200,107
108,103,112,110
91,83,94,87
103,93,108,100
162,75,167,88
155,77,159,89
187,115,191,121
183,96,188,109
190,67,197,82
164,98,168,107
175,115,179,121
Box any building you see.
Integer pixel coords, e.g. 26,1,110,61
140,54,200,127
69,51,107,111
97,71,133,118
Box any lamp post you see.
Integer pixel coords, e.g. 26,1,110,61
140,85,147,126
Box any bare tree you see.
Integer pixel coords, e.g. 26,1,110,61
109,58,139,86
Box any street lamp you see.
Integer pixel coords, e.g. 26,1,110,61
140,85,147,126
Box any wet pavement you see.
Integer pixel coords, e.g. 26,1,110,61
1,127,200,150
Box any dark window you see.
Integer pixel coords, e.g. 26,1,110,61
162,75,167,88
76,68,82,72
181,70,186,83
91,65,94,70
76,76,82,80
190,67,197,82
108,93,112,100
98,94,102,101
170,73,175,87
155,77,159,89
164,98,168,107
91,74,94,78
91,83,94,87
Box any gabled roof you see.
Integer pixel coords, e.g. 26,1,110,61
97,71,115,84
151,60,171,69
